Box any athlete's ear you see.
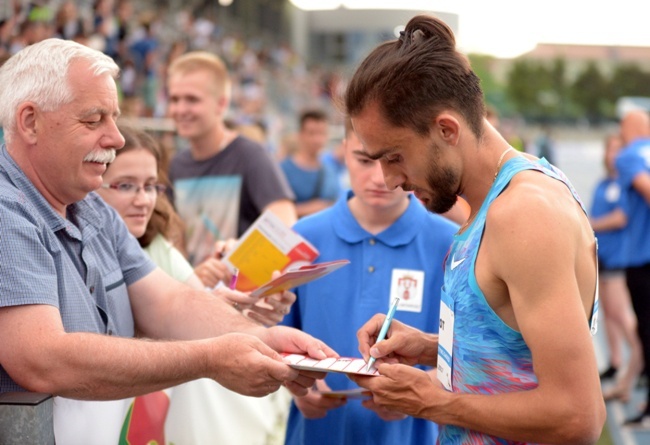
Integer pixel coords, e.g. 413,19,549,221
434,113,461,146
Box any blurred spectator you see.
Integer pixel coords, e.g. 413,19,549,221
166,51,296,283
128,17,159,116
535,125,556,166
589,133,643,403
280,109,340,218
53,1,88,41
321,136,350,198
615,109,650,426
236,120,268,146
276,131,299,161
92,0,118,57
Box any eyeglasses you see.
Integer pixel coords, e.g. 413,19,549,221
101,182,167,198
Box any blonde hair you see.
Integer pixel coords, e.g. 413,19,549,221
167,51,231,101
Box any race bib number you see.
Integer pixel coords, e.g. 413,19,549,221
437,289,454,391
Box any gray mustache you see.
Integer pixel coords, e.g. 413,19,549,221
83,149,116,164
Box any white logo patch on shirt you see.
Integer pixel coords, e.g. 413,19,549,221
450,256,466,270
391,269,424,313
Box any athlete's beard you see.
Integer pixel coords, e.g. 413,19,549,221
423,141,459,214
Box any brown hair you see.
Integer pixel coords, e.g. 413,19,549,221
114,124,185,249
345,14,485,138
299,108,328,130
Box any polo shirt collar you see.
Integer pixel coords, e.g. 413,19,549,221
332,191,426,247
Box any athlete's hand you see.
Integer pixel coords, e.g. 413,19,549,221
357,314,439,367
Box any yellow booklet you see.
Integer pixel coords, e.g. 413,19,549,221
222,209,320,292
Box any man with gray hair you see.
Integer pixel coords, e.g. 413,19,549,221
0,38,332,443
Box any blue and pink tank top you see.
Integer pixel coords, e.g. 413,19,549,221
437,155,598,444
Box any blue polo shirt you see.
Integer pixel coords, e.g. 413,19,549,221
590,177,627,269
615,138,650,267
0,145,156,393
281,191,457,445
279,157,340,204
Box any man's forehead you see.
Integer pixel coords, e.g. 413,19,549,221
350,121,397,160
356,140,398,161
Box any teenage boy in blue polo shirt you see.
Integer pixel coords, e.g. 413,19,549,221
281,119,458,444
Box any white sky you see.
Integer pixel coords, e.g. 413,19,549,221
290,0,650,58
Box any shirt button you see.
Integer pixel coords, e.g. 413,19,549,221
107,329,113,336
369,239,376,245
368,266,375,273
89,286,95,294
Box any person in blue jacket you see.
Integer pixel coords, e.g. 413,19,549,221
281,118,458,445
615,109,650,426
589,133,642,404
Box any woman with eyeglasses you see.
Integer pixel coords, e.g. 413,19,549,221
97,124,295,445
97,124,204,290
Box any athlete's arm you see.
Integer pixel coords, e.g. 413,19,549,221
443,177,604,443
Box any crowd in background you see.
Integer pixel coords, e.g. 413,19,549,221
0,0,346,156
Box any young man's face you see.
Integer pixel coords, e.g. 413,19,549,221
167,69,225,142
345,130,408,211
28,59,124,209
351,103,459,214
298,118,329,156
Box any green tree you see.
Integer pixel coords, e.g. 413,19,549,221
469,54,508,113
548,58,572,120
610,64,650,99
506,59,567,122
506,59,542,120
572,62,610,123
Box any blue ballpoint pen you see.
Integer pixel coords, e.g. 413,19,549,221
366,297,400,371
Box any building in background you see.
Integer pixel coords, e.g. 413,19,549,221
287,4,458,69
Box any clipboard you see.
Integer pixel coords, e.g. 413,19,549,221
250,259,350,299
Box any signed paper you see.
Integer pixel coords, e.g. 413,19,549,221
282,353,379,376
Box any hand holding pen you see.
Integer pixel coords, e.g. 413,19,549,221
366,298,400,371
357,311,439,368
229,267,239,290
